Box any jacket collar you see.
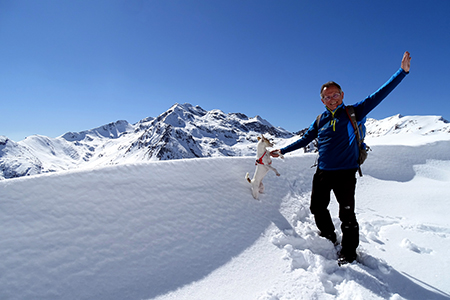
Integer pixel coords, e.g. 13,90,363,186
324,103,345,116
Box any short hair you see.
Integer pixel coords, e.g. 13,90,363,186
320,81,342,98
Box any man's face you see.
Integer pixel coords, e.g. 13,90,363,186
321,86,344,111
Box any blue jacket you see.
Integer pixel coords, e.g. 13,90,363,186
281,68,408,171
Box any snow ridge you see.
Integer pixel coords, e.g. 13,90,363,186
2,150,450,299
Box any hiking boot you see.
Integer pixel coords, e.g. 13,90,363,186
338,251,357,266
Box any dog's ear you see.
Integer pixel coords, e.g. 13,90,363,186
257,136,261,141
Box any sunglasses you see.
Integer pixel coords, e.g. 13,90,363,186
322,92,341,102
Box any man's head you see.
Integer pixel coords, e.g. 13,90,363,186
320,81,344,111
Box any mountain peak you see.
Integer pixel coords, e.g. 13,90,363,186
168,103,207,117
124,103,293,161
155,103,207,128
61,120,132,142
0,136,9,146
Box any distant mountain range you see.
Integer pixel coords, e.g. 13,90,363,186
1,103,449,180
0,103,292,179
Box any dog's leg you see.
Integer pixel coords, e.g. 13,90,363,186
255,166,269,199
252,186,260,199
267,165,281,176
246,173,260,199
250,177,261,199
259,181,265,193
249,164,270,199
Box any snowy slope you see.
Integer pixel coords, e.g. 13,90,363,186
1,138,450,299
365,114,450,146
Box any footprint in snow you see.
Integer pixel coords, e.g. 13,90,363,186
400,238,433,254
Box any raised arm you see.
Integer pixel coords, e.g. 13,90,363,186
353,51,411,119
401,51,411,73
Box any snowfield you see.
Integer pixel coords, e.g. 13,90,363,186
1,129,450,299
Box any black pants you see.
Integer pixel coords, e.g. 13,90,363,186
310,168,359,255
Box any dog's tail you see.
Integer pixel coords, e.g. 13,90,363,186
245,172,252,183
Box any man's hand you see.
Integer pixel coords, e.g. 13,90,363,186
401,51,411,73
270,149,282,158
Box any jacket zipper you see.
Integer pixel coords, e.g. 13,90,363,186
328,108,337,131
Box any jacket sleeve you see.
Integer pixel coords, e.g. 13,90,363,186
353,68,408,121
280,120,318,155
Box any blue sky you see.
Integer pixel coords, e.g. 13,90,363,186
1,0,449,141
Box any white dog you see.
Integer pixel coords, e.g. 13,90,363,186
245,135,283,199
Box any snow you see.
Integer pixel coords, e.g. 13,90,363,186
365,115,450,146
1,128,450,300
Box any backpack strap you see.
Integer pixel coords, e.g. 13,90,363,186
345,106,363,176
345,106,362,144
315,114,322,129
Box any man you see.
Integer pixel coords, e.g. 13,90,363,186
270,52,411,265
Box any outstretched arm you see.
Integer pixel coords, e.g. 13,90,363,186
401,51,411,73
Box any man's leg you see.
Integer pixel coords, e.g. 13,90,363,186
333,169,359,261
310,169,336,244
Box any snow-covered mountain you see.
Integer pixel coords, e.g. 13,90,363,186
365,114,450,146
1,103,450,180
0,103,293,180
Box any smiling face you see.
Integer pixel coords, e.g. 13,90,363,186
321,85,344,111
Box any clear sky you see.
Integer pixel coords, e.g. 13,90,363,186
1,0,449,142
